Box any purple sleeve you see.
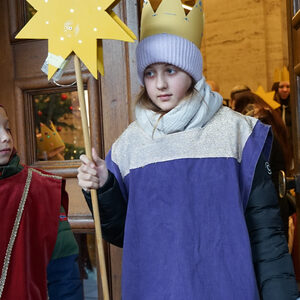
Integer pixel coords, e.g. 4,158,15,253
240,121,273,210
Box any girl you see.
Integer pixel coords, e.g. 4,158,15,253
77,1,299,299
272,80,291,132
0,105,83,299
233,92,294,241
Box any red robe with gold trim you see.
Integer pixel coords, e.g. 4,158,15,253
0,166,67,299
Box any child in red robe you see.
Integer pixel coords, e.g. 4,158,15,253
0,104,83,299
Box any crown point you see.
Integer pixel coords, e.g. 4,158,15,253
273,66,290,82
140,0,204,48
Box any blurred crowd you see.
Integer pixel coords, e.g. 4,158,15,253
207,67,300,282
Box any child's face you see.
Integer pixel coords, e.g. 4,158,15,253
0,107,13,165
144,63,192,112
278,81,290,100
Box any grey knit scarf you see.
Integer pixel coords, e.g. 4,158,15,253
135,77,223,139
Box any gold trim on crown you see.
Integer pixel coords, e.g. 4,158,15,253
140,0,204,48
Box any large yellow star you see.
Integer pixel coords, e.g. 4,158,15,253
16,0,136,79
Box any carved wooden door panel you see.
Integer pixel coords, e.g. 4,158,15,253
286,0,300,287
0,0,139,298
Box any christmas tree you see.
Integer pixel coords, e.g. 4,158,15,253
34,92,85,160
34,92,75,133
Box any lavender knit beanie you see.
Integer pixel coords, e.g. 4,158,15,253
136,33,203,85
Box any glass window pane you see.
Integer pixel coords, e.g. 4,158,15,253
294,0,300,13
33,90,87,161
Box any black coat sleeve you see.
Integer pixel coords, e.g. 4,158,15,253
245,155,299,299
83,171,127,248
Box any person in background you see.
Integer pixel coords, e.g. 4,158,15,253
77,1,298,299
272,81,291,127
0,104,83,299
229,84,251,109
206,80,229,106
233,92,294,242
272,66,292,141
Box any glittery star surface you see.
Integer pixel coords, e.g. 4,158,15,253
16,0,136,79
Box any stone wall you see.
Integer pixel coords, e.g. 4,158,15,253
201,0,289,100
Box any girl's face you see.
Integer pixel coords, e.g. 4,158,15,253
278,81,290,100
0,107,13,165
144,63,193,112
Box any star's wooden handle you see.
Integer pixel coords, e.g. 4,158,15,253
74,55,110,300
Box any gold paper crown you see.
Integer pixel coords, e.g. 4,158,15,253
140,0,204,48
36,121,65,159
254,86,280,110
273,66,290,83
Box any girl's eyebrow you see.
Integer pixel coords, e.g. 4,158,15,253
165,64,177,69
144,67,154,72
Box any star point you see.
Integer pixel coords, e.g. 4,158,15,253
16,0,136,79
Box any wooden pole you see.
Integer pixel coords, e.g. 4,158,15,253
74,55,110,300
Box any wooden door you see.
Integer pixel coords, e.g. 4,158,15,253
0,0,139,298
286,0,300,287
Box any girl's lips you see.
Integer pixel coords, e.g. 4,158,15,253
0,148,11,153
158,94,172,101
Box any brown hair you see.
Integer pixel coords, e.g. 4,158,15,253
234,92,292,170
234,91,271,113
230,85,251,100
